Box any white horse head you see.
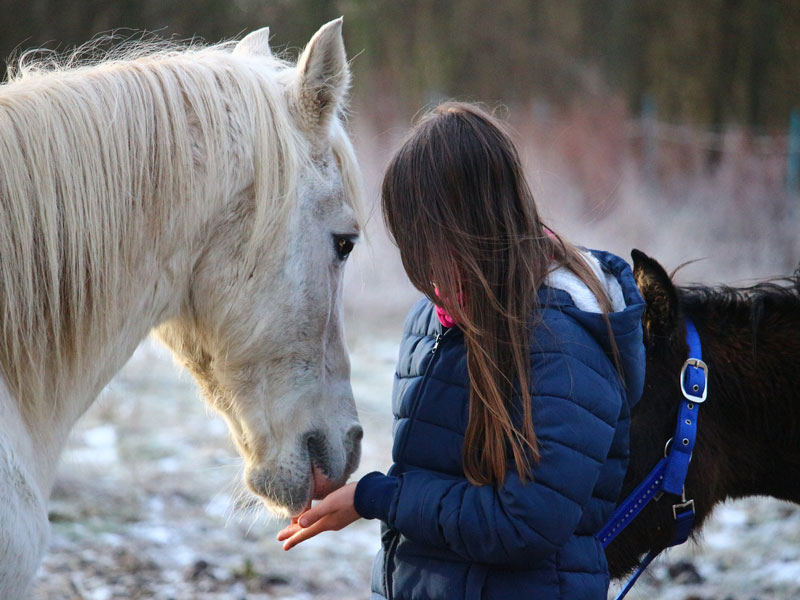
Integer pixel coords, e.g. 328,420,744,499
0,19,362,597
156,20,364,516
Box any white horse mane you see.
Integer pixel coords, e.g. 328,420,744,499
0,39,362,415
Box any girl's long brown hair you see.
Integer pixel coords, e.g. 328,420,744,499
382,102,615,486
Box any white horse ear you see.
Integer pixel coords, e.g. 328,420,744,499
233,27,272,57
291,17,350,140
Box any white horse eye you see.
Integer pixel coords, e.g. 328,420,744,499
333,235,355,261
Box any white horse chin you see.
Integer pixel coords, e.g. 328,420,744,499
247,464,339,518
246,426,362,517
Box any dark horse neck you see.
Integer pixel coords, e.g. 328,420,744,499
607,252,800,579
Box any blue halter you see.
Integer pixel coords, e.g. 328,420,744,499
597,317,708,600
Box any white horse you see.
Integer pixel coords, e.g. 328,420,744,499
0,19,363,598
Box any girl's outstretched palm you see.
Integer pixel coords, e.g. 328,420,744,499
277,482,360,550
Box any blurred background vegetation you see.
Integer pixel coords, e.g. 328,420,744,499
3,0,798,315
1,0,797,130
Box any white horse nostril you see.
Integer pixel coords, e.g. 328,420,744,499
344,425,363,476
348,425,364,443
305,430,331,473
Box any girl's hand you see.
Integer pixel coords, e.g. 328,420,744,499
276,482,360,550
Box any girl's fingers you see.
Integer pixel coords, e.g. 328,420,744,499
277,504,331,541
276,516,302,541
278,484,359,549
276,523,301,541
297,482,355,527
282,517,329,550
298,503,330,528
277,506,332,542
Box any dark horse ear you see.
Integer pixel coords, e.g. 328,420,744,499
631,249,680,342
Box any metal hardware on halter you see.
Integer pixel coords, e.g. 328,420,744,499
673,498,695,520
680,357,708,402
672,486,694,520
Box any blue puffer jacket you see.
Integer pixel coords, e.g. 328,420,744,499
354,251,646,600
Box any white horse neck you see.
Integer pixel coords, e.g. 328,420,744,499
22,228,198,492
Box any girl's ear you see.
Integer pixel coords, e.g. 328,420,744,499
631,249,680,344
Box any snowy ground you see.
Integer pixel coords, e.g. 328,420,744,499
32,327,800,600
610,498,800,600
32,332,399,600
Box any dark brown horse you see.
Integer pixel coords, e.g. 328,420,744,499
606,249,800,579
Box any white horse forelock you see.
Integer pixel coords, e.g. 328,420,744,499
0,38,362,419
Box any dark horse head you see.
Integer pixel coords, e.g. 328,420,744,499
606,249,800,579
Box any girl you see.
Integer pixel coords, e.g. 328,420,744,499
278,102,645,599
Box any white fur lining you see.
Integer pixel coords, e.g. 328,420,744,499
546,251,627,314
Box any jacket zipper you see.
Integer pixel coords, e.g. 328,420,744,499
384,328,450,599
394,329,448,463
431,332,442,353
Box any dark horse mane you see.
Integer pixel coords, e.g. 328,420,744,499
606,250,800,579
680,269,800,315
681,276,800,309
680,274,800,353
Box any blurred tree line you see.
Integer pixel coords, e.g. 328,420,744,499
0,0,796,129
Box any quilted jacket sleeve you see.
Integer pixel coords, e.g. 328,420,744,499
354,329,624,568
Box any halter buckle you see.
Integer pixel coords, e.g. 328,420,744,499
672,498,695,520
680,358,708,403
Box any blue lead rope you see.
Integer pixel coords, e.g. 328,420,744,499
598,317,708,600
